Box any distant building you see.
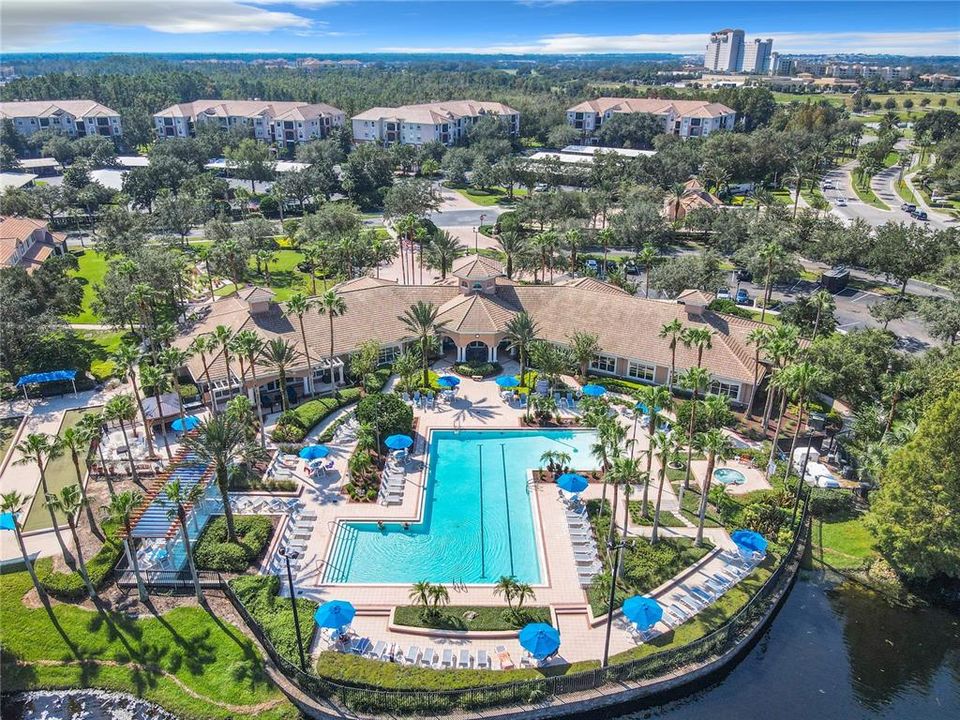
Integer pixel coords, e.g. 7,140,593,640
0,216,67,274
153,100,345,151
742,39,773,74
352,100,520,147
919,73,960,89
704,29,745,72
566,98,736,139
0,100,122,139
663,178,722,222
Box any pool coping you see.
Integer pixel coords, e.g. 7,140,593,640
318,426,601,591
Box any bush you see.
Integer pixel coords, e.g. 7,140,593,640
808,488,856,518
194,516,273,573
454,361,502,378
708,299,753,319
271,423,306,443
355,392,413,443
364,367,392,394
39,520,123,600
277,410,305,429
270,388,361,442
178,382,200,402
587,376,649,396
229,574,317,665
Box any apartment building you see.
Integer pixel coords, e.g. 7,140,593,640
0,100,122,139
352,100,520,147
153,100,345,149
742,39,773,74
566,98,736,140
704,29,745,72
0,216,67,274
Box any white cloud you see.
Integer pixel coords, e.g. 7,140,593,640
0,0,330,50
383,30,960,56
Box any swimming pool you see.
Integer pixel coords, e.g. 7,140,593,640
714,467,747,485
323,429,599,585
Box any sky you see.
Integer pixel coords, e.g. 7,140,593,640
2,1,958,56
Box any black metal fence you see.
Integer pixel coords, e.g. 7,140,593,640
221,496,809,716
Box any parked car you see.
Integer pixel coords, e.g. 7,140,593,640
716,287,731,301
735,288,750,305
534,183,549,192
822,180,835,190
584,258,599,271
913,210,929,221
623,260,640,275
901,203,917,213
735,268,753,282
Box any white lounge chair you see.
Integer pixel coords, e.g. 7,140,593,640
457,649,471,668
476,649,490,669
421,647,436,667
690,586,715,604
366,640,387,659
349,637,370,655
402,645,421,665
440,648,454,668
519,651,534,668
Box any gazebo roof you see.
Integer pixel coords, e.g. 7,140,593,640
451,254,504,281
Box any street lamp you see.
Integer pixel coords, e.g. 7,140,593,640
278,546,307,671
601,540,627,668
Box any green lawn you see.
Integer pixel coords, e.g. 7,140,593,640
0,564,297,720
79,330,132,381
882,151,900,168
811,514,877,571
451,186,528,207
628,502,685,527
895,178,919,206
851,178,891,211
393,605,552,632
22,408,100,531
0,416,23,466
66,250,109,324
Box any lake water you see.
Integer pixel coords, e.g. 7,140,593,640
610,572,960,720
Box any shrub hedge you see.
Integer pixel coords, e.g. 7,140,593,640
194,516,274,573
453,361,502,378
39,519,123,601
229,574,317,665
270,388,361,442
355,392,413,443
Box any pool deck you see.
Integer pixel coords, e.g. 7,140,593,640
270,361,755,666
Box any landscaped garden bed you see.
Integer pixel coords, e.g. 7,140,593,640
394,605,552,632
270,388,361,443
194,516,275,573
228,575,317,666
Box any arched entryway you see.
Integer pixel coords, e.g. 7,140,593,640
464,340,488,363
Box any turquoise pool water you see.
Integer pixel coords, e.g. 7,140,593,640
714,467,747,485
324,429,599,584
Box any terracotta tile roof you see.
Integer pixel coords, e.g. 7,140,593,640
352,100,518,124
676,289,715,306
435,293,519,334
0,100,120,118
238,286,276,304
556,277,630,295
154,99,343,121
567,97,735,119
452,254,504,280
0,215,63,272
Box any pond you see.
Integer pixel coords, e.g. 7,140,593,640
611,572,960,720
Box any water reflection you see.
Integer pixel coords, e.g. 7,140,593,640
613,573,960,720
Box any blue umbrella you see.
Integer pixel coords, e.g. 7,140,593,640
495,375,520,388
581,384,606,397
299,445,330,460
171,415,201,432
519,623,560,660
635,402,662,415
622,596,663,631
555,473,589,494
384,434,413,450
0,512,16,531
437,375,461,388
731,529,768,555
313,600,356,629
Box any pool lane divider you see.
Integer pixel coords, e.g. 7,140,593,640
500,443,515,577
478,445,486,578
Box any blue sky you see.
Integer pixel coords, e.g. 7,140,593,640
3,1,958,55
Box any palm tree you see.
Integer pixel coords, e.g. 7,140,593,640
745,326,773,417
59,426,102,540
564,228,582,273
809,289,834,341
621,482,634,548
262,338,298,413
701,393,731,430
496,229,526,279
636,385,672,517
658,319,685,392
103,490,147,602
494,575,517,613
77,411,114,497
505,312,539,387
428,583,450,613
113,343,156,458
682,327,714,368
317,289,347,386
1,492,48,602
212,325,236,401
159,346,191,429
399,301,448,388
649,430,677,545
14,433,73,562
757,240,785,323
426,230,465,280
774,362,825,485
190,335,217,415
787,161,807,219
637,244,658,298
761,326,801,432
164,479,205,603
45,485,96,599
183,414,260,544
139,362,173,461
231,330,267,447
104,394,141,484
539,449,571,475
597,228,614,279
692,429,734,546
568,331,600,380
409,580,433,617
285,293,316,394
606,456,642,552
678,367,712,500
513,581,535,618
